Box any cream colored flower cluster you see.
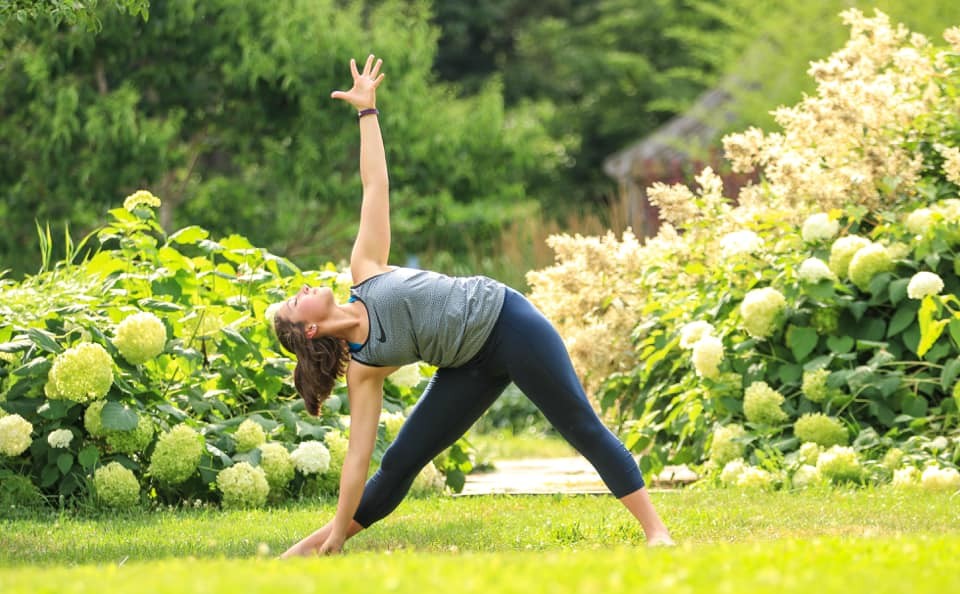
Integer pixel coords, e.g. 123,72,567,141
743,381,787,425
388,364,422,389
123,190,161,212
409,462,447,497
382,411,406,442
45,342,114,403
724,10,934,215
907,271,944,299
739,288,786,339
235,419,266,453
527,229,651,393
94,462,141,508
0,414,33,456
258,442,295,491
113,311,167,365
148,424,204,485
793,413,848,447
290,440,331,475
816,445,862,482
709,424,746,465
216,462,269,509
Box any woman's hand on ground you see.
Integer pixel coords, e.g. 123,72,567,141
317,533,346,555
331,54,384,111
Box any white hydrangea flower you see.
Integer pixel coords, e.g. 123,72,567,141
736,466,774,490
719,230,764,257
892,466,919,487
0,414,33,457
720,459,747,485
382,411,406,442
816,445,861,483
235,419,266,453
258,442,295,491
848,243,894,292
290,440,331,475
113,311,167,365
798,258,836,283
409,462,447,497
47,428,74,449
801,213,840,243
123,190,161,211
920,465,960,491
907,271,944,299
691,336,724,379
45,342,114,403
740,287,787,339
94,462,141,508
798,442,822,466
388,364,423,389
792,465,822,488
935,198,960,223
905,208,934,235
828,235,871,279
679,321,715,349
216,462,269,509
149,424,204,485
709,424,746,465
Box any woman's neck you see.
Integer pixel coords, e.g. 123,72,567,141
317,300,368,345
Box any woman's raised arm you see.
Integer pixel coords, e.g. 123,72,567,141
331,55,390,283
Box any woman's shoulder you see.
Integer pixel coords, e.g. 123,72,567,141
350,264,398,288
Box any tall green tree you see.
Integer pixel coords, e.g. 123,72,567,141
0,0,560,276
0,0,149,31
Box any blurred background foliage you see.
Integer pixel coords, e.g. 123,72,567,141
2,0,960,289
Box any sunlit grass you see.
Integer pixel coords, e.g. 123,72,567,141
2,487,957,567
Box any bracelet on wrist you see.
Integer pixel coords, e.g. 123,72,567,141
358,108,379,119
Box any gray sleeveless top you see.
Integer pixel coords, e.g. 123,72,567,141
349,267,506,368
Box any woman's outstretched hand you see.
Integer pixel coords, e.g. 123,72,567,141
331,54,384,111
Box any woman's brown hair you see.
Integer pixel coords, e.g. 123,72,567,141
273,315,349,416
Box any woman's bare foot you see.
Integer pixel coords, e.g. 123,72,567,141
645,532,676,547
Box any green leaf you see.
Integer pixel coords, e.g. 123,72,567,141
786,326,818,362
78,445,99,471
56,452,74,474
942,358,960,392
901,396,928,418
847,301,868,321
138,298,183,312
37,399,73,420
804,280,836,300
12,356,51,377
887,302,917,337
949,318,960,347
40,464,60,488
233,449,262,466
876,375,902,398
803,355,833,371
827,336,854,354
100,401,139,431
888,278,910,305
0,337,33,353
167,226,209,245
26,328,63,354
444,469,466,493
777,363,802,384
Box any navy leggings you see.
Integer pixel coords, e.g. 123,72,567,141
352,288,645,528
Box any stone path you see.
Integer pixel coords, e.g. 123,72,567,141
459,456,698,495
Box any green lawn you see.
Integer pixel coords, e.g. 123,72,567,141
467,429,576,461
2,488,958,593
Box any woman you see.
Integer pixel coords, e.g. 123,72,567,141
274,55,674,556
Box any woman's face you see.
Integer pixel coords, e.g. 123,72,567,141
281,284,336,330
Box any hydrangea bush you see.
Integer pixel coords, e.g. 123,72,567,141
528,11,960,488
0,193,468,509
